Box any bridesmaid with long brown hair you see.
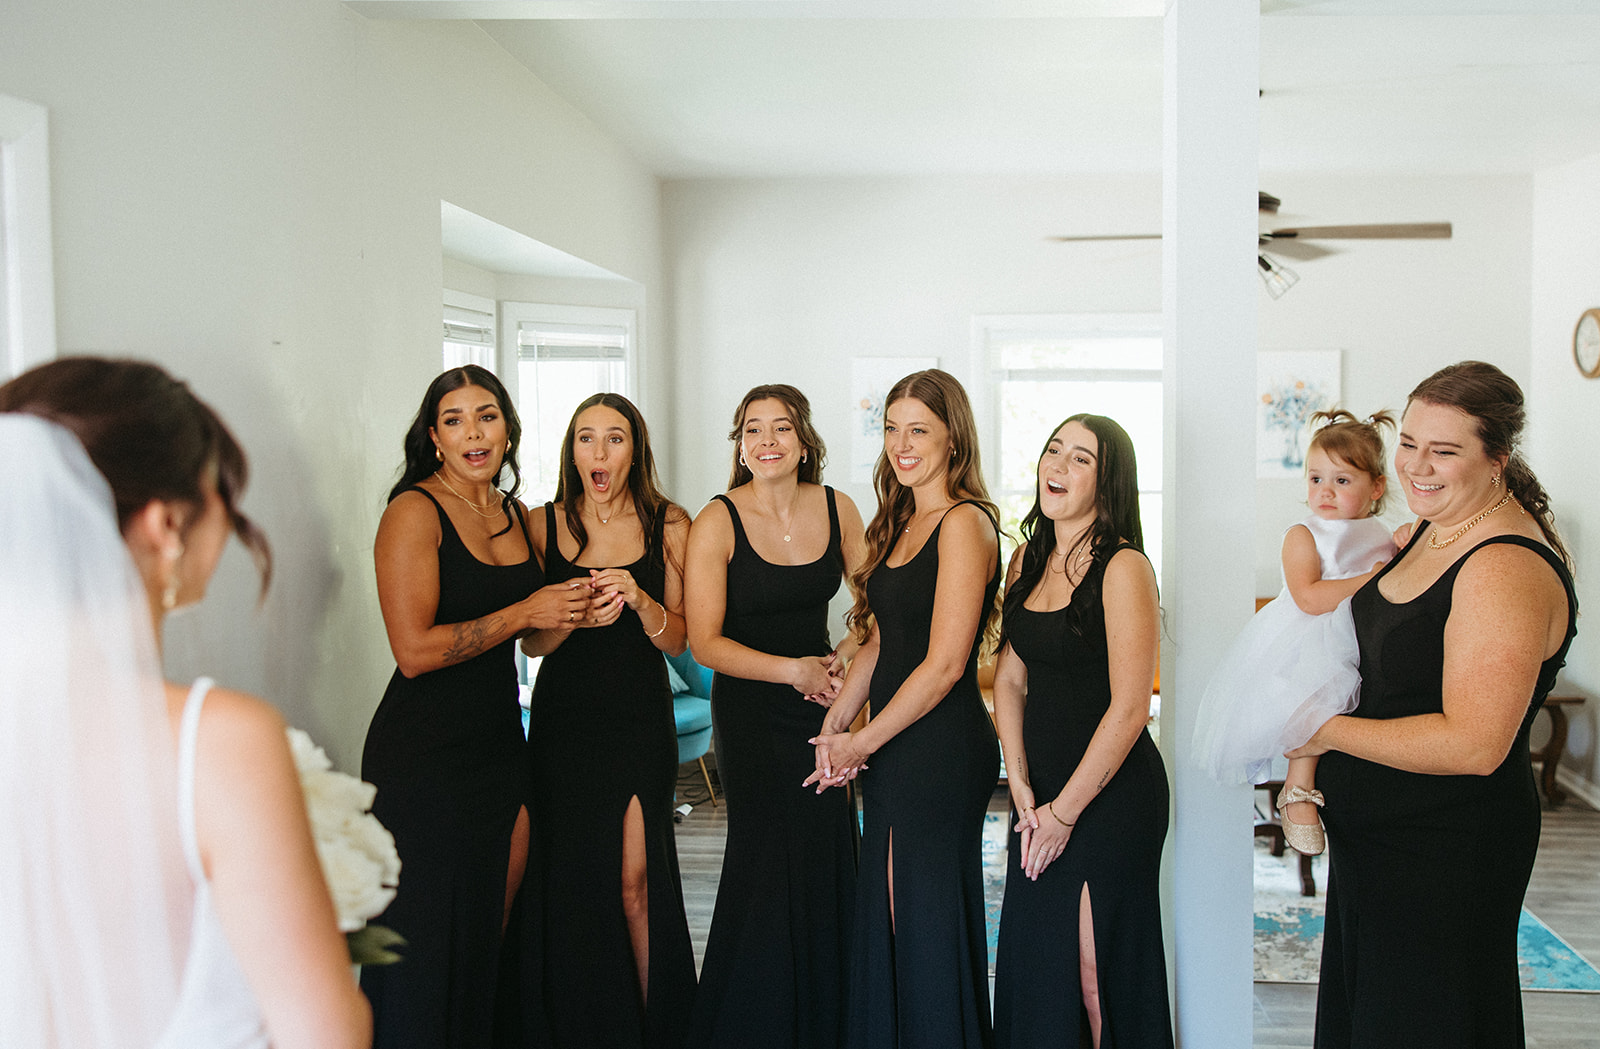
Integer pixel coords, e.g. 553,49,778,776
685,384,867,1049
519,393,697,1049
806,368,1002,1049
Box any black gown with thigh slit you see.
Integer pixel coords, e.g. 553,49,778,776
847,502,1002,1049
687,488,858,1049
992,544,1173,1049
521,502,696,1049
1314,533,1578,1049
361,490,540,1049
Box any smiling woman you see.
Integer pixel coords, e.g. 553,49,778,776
1301,362,1578,1049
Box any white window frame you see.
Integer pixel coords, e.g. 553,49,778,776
1,94,56,378
442,289,496,372
498,301,637,503
971,312,1164,564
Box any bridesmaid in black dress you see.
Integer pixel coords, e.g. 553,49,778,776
990,415,1171,1049
519,393,697,1049
1289,362,1577,1049
807,369,1002,1049
683,384,867,1049
362,366,589,1048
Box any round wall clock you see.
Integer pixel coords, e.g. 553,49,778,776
1576,308,1600,379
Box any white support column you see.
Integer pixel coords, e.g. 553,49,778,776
1162,0,1259,1045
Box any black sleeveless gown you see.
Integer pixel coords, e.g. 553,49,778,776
521,503,696,1049
361,490,539,1048
847,502,1002,1049
687,488,858,1049
1315,532,1578,1048
992,546,1172,1049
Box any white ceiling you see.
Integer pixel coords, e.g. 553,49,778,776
354,0,1600,184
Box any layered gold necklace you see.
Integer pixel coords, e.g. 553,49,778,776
435,471,502,519
1427,490,1514,550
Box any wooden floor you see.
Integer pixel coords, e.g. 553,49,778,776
673,771,1600,1047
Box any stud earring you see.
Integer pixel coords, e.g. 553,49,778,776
1491,474,1501,487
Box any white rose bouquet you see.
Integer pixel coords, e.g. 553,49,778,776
286,728,404,966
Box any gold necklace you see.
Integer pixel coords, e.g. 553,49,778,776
434,471,502,519
1427,490,1513,550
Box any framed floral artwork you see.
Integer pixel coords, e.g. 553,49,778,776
1257,351,1341,479
851,356,937,483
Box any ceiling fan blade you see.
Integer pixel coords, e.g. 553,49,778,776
1261,240,1338,262
1267,223,1452,241
1046,233,1162,242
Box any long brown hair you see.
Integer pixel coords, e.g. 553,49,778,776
0,356,272,593
726,384,827,489
1407,361,1571,571
554,392,685,571
846,369,999,643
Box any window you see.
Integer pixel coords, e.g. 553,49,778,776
442,291,495,371
973,314,1163,578
499,303,636,507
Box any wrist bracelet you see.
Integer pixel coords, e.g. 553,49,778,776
1047,799,1075,828
646,601,669,640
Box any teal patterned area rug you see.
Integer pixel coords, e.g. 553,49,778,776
1253,845,1600,992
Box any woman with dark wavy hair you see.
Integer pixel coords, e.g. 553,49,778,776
1291,361,1577,1048
361,365,587,1047
517,392,697,1048
990,414,1171,1049
805,368,1002,1049
685,384,867,1048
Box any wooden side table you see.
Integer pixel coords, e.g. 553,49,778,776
1531,696,1584,807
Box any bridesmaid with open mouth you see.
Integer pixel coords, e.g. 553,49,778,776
516,393,697,1049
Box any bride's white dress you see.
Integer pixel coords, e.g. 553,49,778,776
155,678,269,1049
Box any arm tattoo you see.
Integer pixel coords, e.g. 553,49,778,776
442,615,503,665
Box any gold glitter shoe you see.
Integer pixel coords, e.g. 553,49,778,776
1277,784,1326,856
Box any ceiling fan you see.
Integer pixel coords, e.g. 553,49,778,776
1049,192,1453,297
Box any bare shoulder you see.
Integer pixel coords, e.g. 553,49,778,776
1454,538,1566,605
1104,544,1157,593
191,685,289,754
939,502,999,546
690,494,733,531
831,487,866,524
378,488,443,540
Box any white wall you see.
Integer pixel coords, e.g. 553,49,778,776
0,0,661,767
1529,151,1600,800
660,175,1164,516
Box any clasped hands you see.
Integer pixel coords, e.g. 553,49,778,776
792,650,846,707
802,730,868,794
529,569,646,631
1010,782,1073,881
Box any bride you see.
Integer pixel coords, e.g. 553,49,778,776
0,358,371,1049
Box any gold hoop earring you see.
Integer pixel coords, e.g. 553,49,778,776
435,446,444,462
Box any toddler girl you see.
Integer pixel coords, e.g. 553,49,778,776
1192,410,1398,854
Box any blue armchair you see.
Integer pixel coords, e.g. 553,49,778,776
666,650,717,806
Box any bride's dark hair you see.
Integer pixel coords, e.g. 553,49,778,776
0,355,271,590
